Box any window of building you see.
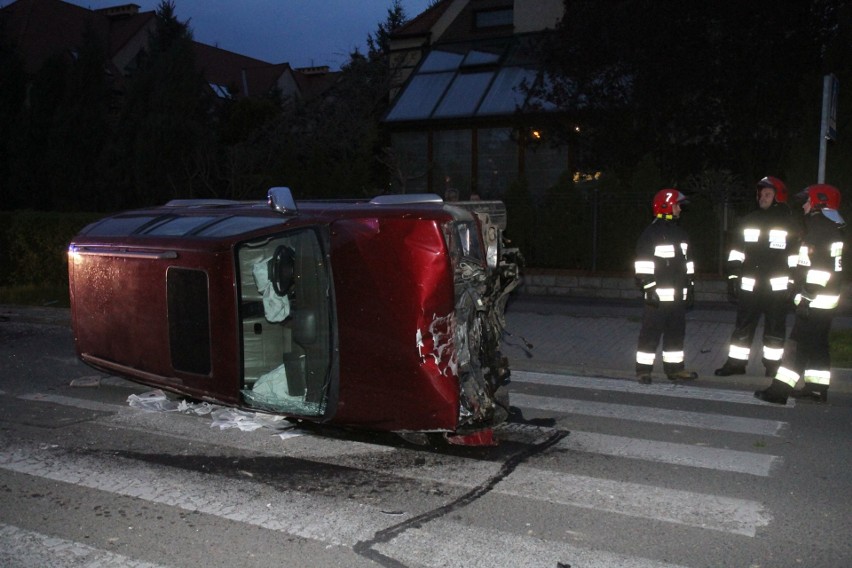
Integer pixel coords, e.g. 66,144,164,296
525,139,568,199
432,130,471,199
384,72,454,121
389,132,429,193
433,71,494,118
477,128,518,199
475,8,513,29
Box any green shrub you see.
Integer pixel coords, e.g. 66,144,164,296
0,211,102,288
830,329,852,368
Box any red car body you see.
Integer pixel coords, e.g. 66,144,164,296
68,188,521,444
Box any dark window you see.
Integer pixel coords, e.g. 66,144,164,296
143,216,218,236
196,216,284,237
167,268,211,375
475,8,513,29
84,216,159,236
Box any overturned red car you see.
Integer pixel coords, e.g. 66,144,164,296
68,188,521,445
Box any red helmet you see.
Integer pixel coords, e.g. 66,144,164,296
652,189,687,218
757,176,788,203
798,184,841,210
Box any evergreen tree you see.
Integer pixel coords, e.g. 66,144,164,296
105,1,215,208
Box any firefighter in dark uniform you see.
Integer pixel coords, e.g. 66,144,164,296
755,184,845,404
634,189,698,384
715,177,798,378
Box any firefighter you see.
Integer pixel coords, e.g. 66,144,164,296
634,189,698,384
755,184,845,404
715,177,798,378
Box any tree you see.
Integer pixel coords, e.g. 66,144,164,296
252,1,411,199
537,1,830,184
104,1,215,208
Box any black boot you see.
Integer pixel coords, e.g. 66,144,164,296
754,379,791,405
791,384,828,404
667,369,698,381
637,373,652,384
715,362,746,376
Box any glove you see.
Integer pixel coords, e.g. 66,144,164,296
727,278,739,304
644,288,660,308
796,296,812,320
787,281,797,303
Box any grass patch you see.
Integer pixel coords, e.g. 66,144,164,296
831,329,852,368
0,285,70,308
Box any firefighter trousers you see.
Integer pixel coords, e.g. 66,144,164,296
780,308,835,386
723,290,789,372
636,301,686,374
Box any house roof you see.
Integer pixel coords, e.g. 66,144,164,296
0,0,113,73
191,41,286,98
292,66,341,99
104,5,155,56
1,0,340,102
392,0,453,38
384,1,558,124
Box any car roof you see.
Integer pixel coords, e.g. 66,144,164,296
75,194,459,242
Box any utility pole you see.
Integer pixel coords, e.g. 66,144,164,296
818,74,839,183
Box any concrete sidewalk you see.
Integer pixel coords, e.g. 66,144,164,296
503,295,852,394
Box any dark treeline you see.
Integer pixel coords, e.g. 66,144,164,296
508,0,852,272
533,0,852,199
0,0,850,274
0,1,407,212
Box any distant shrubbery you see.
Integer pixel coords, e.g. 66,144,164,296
0,211,102,295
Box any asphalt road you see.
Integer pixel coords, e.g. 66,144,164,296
1,305,851,567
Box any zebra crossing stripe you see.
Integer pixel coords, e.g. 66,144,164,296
510,392,787,437
19,392,119,413
0,523,169,568
500,424,779,476
556,431,780,476
376,519,690,568
0,443,393,547
387,457,770,537
511,370,795,407
506,467,770,536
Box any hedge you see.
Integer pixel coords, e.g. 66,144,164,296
0,211,104,288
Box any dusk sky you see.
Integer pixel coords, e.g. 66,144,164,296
58,0,435,69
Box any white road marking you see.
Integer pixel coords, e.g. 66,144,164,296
386,457,770,537
512,370,795,406
0,442,394,547
18,392,118,413
556,431,780,476
378,519,691,568
9,386,775,538
0,523,170,568
511,392,787,437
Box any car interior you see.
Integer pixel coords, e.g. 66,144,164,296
237,229,332,416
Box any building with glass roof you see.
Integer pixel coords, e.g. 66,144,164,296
384,0,565,200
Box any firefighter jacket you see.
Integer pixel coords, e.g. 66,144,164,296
634,218,694,302
796,210,845,310
726,204,798,295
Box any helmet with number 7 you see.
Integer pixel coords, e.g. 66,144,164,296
757,176,788,203
652,189,688,218
798,184,841,210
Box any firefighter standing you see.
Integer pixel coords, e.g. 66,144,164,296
755,184,845,404
715,177,798,378
634,189,698,384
